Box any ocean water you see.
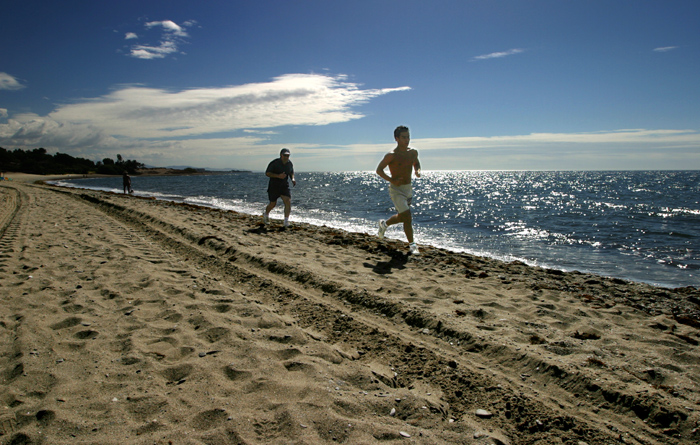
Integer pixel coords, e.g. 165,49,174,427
54,170,700,289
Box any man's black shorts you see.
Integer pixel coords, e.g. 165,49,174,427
268,184,291,202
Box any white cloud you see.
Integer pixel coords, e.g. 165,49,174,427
0,72,25,91
0,112,114,149
0,74,410,166
46,74,410,138
130,42,179,59
146,20,187,36
127,19,195,59
2,109,698,170
0,108,7,119
244,129,277,135
653,46,678,52
294,129,700,171
472,48,525,61
414,129,700,150
405,129,700,171
125,32,138,40
2,71,697,171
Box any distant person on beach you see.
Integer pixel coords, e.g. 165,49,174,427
122,171,132,194
263,148,296,227
376,125,422,255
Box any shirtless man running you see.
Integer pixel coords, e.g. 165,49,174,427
376,125,422,255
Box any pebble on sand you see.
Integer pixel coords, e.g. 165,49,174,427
475,409,493,418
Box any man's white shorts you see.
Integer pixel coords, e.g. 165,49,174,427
389,184,413,214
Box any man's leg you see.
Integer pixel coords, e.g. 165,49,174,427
264,199,277,224
385,210,413,243
281,195,292,219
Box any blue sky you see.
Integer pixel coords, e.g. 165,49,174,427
1,0,699,171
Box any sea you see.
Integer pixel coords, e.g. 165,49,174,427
52,170,700,289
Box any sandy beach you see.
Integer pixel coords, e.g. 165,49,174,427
1,176,699,444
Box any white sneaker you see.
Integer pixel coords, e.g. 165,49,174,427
283,219,289,227
263,213,270,225
378,220,387,239
409,243,420,255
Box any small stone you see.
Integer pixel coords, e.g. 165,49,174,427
199,352,206,357
475,409,493,418
399,431,411,438
389,407,396,417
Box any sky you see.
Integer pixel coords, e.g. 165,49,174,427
1,0,699,172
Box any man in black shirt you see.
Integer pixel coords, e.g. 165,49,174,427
263,148,296,227
122,171,133,194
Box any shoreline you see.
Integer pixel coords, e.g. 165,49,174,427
36,172,700,289
1,169,238,184
1,172,115,183
1,179,699,443
4,171,696,289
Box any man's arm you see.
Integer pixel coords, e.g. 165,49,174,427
376,153,394,183
413,150,421,178
265,161,287,179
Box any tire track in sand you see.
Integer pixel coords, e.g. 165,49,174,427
39,184,699,444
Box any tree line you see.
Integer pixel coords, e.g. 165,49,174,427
0,147,144,175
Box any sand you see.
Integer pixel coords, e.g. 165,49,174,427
1,176,699,444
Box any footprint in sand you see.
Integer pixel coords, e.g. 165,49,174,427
50,316,83,330
190,408,229,431
74,329,99,340
125,396,168,422
275,348,302,360
161,363,194,383
212,303,232,313
61,303,84,314
283,361,316,372
223,365,252,382
199,326,230,343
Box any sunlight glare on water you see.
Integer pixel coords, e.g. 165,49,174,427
56,170,700,288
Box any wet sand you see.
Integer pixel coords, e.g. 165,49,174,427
1,178,699,444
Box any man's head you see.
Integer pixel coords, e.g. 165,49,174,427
280,148,291,163
394,125,409,139
394,126,410,149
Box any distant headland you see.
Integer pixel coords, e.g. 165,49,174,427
137,167,251,176
0,147,249,177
